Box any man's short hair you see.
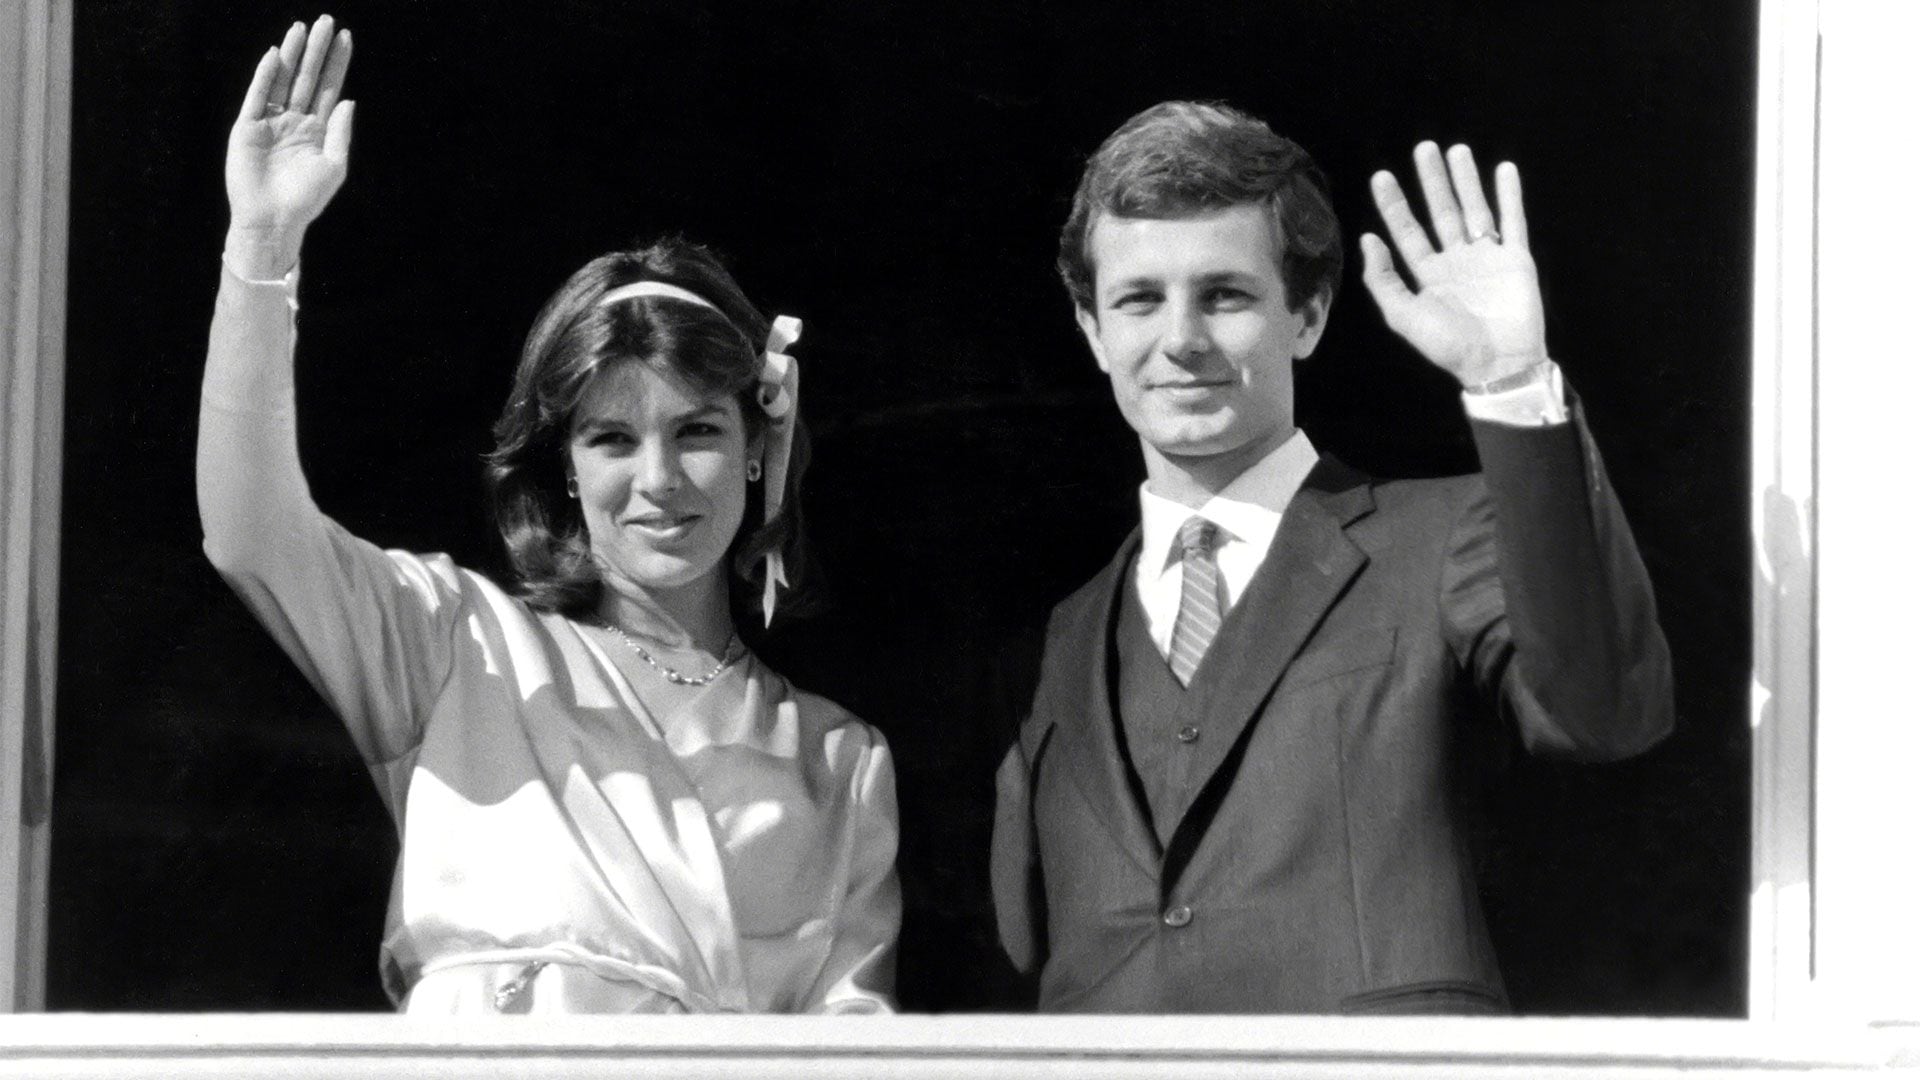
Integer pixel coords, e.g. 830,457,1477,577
1058,101,1343,315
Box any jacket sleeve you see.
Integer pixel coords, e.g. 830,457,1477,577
1441,397,1675,761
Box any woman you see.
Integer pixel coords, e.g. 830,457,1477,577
198,16,899,1013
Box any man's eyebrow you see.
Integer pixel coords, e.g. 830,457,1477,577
1102,269,1263,296
1102,275,1165,295
1195,269,1264,284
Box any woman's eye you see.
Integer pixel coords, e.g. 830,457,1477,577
679,422,723,439
588,430,634,448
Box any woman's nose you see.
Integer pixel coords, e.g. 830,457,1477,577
632,441,684,497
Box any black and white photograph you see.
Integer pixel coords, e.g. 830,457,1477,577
0,0,1911,1074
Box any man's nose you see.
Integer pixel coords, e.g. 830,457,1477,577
1159,300,1211,363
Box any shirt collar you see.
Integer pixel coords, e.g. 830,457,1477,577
1138,429,1320,570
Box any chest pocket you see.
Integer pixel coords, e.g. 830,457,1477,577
1282,627,1398,689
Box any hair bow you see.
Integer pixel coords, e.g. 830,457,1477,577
755,315,802,626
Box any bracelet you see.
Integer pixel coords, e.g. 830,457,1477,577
220,253,301,313
1466,361,1549,396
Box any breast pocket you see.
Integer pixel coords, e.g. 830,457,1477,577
1283,627,1398,689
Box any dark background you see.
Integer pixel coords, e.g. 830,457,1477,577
50,1,1754,1014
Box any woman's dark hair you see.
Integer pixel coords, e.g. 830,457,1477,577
485,237,813,628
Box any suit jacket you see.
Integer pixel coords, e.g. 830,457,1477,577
990,410,1674,1014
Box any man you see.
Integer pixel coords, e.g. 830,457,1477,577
990,102,1673,1015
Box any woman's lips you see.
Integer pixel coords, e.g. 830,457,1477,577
626,513,700,542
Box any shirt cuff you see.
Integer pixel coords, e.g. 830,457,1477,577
220,253,302,314
1461,360,1567,427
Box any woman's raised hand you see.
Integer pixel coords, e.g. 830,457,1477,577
225,17,353,273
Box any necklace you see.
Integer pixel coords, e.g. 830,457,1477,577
602,624,744,686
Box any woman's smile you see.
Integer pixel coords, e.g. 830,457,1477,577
624,509,703,544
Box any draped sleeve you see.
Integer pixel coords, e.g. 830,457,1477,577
804,729,901,1013
197,262,468,805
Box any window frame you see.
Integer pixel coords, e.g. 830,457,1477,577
4,0,1912,1072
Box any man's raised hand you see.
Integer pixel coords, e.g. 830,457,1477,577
1359,142,1548,388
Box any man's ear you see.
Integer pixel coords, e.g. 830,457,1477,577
1075,304,1111,373
1291,287,1333,360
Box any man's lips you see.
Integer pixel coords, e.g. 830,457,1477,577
1150,378,1233,393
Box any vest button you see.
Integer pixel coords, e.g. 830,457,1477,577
1162,904,1193,928
1176,724,1200,743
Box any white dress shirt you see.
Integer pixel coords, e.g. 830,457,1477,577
1133,362,1567,660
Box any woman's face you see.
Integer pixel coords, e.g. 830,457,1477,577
568,359,756,598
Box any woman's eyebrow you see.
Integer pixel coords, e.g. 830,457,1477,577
667,402,731,424
571,416,624,435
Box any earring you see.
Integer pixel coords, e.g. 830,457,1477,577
565,475,579,498
746,460,763,483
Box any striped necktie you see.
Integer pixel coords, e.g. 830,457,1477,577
1168,516,1223,686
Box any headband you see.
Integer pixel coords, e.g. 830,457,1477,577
597,280,801,626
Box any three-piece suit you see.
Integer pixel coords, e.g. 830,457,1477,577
990,407,1673,1014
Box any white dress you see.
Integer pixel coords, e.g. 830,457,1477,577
197,263,900,1013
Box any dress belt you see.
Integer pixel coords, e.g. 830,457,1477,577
412,945,748,1014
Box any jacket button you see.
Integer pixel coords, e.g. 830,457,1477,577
1162,905,1193,928
1176,725,1199,743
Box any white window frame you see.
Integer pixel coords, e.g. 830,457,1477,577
4,0,1915,1073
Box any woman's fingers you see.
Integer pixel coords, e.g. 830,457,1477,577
287,15,337,114
323,99,356,167
266,21,306,113
311,28,353,122
1446,144,1498,242
1494,161,1530,250
1413,141,1466,248
238,47,277,122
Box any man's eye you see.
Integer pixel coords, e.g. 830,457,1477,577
1205,288,1255,309
1112,292,1160,311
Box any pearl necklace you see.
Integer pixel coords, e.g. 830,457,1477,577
602,624,744,686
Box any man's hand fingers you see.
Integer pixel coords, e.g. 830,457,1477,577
267,22,306,110
288,14,336,114
1446,145,1498,242
1495,161,1530,250
312,28,353,122
1359,232,1417,336
1414,141,1467,248
1370,170,1436,267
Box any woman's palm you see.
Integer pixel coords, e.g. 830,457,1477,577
226,18,354,235
227,112,347,231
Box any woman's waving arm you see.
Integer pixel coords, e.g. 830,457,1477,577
199,19,466,785
224,17,353,278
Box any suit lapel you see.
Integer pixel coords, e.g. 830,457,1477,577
1049,529,1164,876
1167,459,1376,834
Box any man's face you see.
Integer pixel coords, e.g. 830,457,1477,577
1078,204,1327,470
